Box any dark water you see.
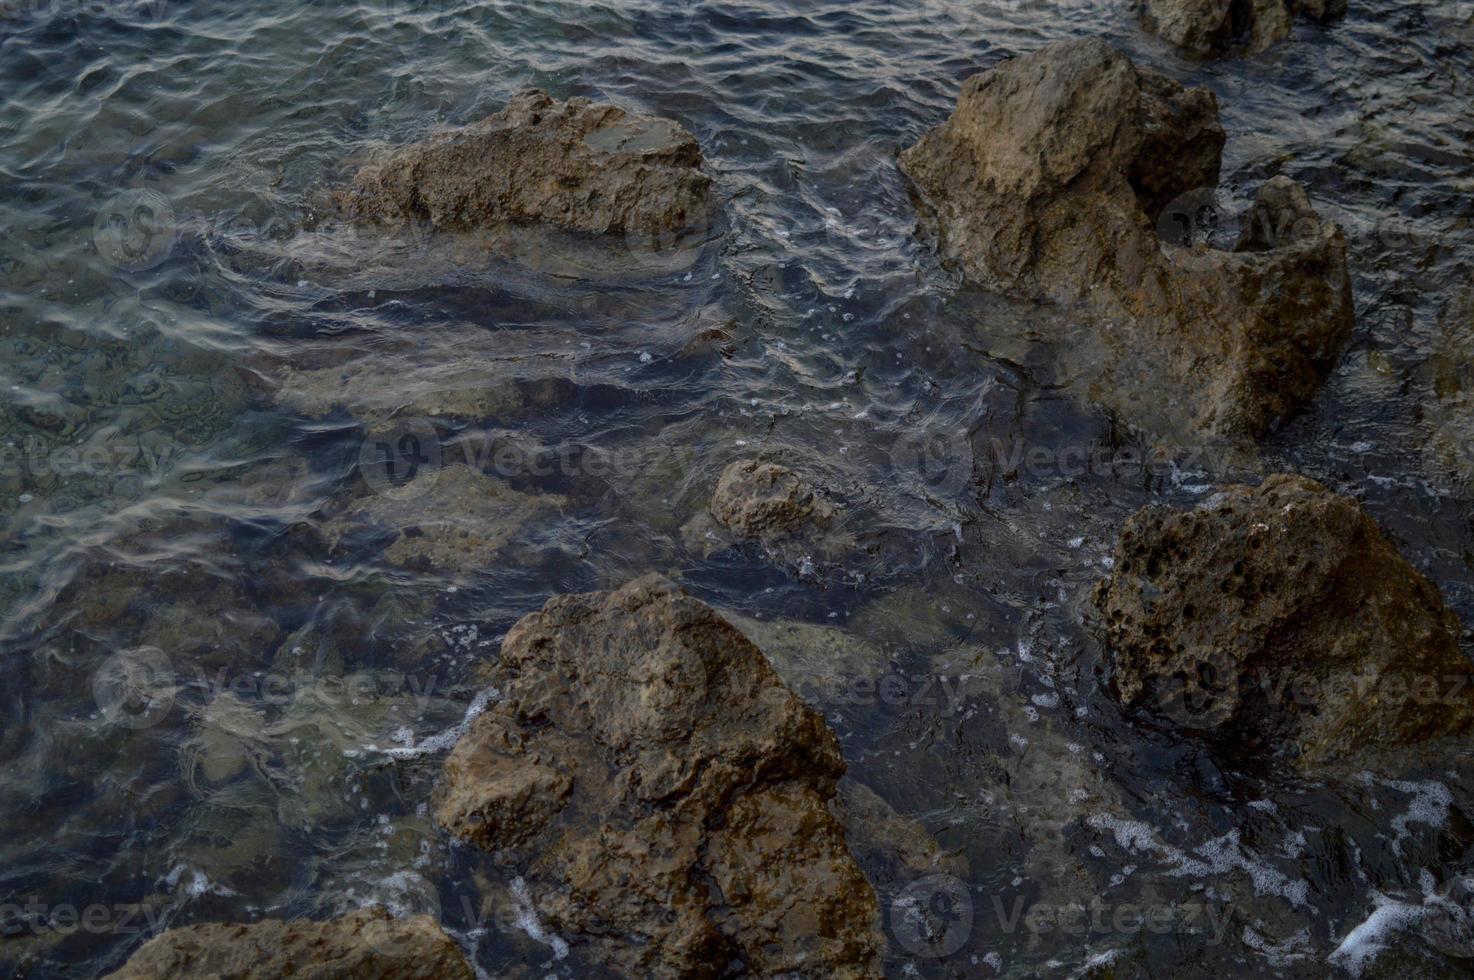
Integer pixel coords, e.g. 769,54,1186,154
1,0,1473,976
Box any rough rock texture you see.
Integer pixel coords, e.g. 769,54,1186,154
898,39,1353,437
336,89,711,237
105,907,473,980
436,575,881,978
1094,474,1474,765
1142,0,1348,56
709,459,836,538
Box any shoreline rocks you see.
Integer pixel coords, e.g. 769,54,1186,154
1094,474,1474,766
1142,0,1348,56
899,38,1353,437
435,574,882,978
335,89,711,239
104,907,474,979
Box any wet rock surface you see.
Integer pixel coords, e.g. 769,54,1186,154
335,89,711,238
1142,0,1348,56
435,574,882,978
104,907,474,979
708,458,836,538
1094,474,1474,766
898,38,1354,437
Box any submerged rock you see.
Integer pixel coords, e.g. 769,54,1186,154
899,39,1353,437
708,458,837,538
336,89,711,238
104,907,473,979
436,575,882,978
1094,474,1474,766
1142,0,1348,56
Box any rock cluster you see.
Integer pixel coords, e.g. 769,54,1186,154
1094,474,1474,765
336,89,711,239
899,38,1353,436
1142,0,1348,55
436,574,881,978
105,907,473,980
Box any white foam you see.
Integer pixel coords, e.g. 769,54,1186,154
509,876,568,959
365,686,498,760
1328,895,1430,976
1086,815,1308,905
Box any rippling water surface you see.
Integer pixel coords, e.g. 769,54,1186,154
2,0,1473,976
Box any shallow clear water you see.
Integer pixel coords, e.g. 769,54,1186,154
1,0,1473,976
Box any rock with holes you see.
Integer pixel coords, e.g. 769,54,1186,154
435,575,881,978
1093,474,1474,766
899,39,1353,437
1142,0,1348,56
104,907,474,979
335,89,711,239
708,458,836,539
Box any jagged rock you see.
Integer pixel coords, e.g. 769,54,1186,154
336,89,711,238
899,39,1353,437
1093,474,1474,766
436,575,882,978
104,907,473,979
708,459,836,538
1142,0,1348,56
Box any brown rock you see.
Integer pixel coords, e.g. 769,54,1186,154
899,38,1353,437
104,907,473,980
1142,0,1347,55
1093,474,1474,766
336,89,711,238
436,574,881,978
709,459,835,538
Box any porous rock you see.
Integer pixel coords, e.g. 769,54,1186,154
899,39,1353,437
436,574,882,978
1093,474,1474,765
104,907,473,980
1142,0,1348,56
336,89,711,238
709,458,836,538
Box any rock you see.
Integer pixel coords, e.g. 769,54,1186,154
321,464,567,576
709,459,836,538
104,907,473,979
1093,474,1474,766
1142,0,1347,55
436,575,882,978
899,39,1353,437
336,89,711,238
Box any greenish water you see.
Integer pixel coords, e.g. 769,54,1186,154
1,0,1474,976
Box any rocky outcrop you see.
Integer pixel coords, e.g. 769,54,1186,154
336,89,711,238
708,459,836,538
105,907,473,979
1094,474,1474,766
436,575,881,978
1142,0,1348,56
899,39,1353,437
